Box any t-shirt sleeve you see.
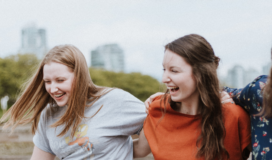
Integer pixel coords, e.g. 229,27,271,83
223,87,243,106
118,90,147,135
224,75,267,115
237,107,251,152
33,108,55,155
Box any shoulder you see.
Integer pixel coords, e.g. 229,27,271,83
223,103,249,120
246,75,267,90
40,105,51,119
40,104,65,122
107,88,132,96
104,88,141,101
153,95,164,102
255,75,267,82
149,95,167,111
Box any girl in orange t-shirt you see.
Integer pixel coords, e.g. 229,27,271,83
133,34,251,160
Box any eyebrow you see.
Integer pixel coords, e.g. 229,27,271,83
162,64,179,69
43,77,66,80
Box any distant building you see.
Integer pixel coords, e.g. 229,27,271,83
263,62,271,75
226,65,245,88
245,68,260,85
225,65,260,88
91,44,125,72
19,23,47,59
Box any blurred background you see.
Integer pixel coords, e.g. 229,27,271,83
0,0,272,159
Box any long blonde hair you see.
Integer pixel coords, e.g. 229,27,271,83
1,45,109,137
257,69,272,117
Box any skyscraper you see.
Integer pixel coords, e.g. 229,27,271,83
19,23,47,59
226,65,245,88
263,62,271,75
225,65,260,88
245,68,260,85
91,44,125,72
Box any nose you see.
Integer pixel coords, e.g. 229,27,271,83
162,71,171,83
50,83,58,93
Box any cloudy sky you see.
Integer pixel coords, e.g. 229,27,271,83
0,0,271,80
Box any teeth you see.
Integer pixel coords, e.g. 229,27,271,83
55,94,64,98
167,87,179,90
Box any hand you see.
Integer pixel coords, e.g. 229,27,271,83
145,92,164,114
220,91,234,104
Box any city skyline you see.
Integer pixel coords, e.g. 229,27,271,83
91,44,125,72
0,1,272,81
19,23,47,59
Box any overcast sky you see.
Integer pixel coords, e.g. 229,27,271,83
0,0,271,80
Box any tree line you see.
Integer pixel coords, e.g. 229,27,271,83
0,54,164,110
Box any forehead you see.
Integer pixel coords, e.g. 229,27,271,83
43,62,73,78
163,49,191,68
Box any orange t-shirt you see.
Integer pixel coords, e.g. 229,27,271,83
143,96,251,160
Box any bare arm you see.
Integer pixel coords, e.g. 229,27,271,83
133,129,151,158
30,146,55,160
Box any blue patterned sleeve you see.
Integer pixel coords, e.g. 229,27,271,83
223,86,247,111
224,75,268,115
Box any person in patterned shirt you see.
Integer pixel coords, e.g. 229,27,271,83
224,73,270,160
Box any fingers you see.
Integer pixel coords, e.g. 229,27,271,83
145,100,150,114
221,99,234,104
145,92,164,114
220,91,231,101
220,91,235,104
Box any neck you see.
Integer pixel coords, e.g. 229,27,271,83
177,91,200,115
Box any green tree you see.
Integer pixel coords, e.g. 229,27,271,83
0,54,163,111
90,68,164,101
0,54,39,107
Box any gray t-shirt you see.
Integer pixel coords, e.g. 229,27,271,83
33,89,147,160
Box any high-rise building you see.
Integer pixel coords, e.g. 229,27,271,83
225,65,261,88
226,65,245,88
245,68,260,85
91,44,125,72
19,23,47,59
263,62,271,75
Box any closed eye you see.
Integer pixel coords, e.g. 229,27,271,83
44,80,51,84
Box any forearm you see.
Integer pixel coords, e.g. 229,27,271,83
133,129,151,158
30,146,55,160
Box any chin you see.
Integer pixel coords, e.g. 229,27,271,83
170,97,182,103
56,101,67,107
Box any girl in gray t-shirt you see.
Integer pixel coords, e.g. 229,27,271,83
1,45,147,160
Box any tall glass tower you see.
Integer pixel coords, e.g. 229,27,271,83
19,23,47,59
91,44,125,72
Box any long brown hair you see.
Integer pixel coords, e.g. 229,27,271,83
258,68,272,117
162,34,229,160
0,45,109,137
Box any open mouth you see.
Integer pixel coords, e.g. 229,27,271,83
168,87,179,92
54,93,66,98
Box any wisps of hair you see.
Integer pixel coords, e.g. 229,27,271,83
0,45,110,137
257,68,272,117
161,34,229,160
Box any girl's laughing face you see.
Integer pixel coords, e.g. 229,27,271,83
43,62,74,107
